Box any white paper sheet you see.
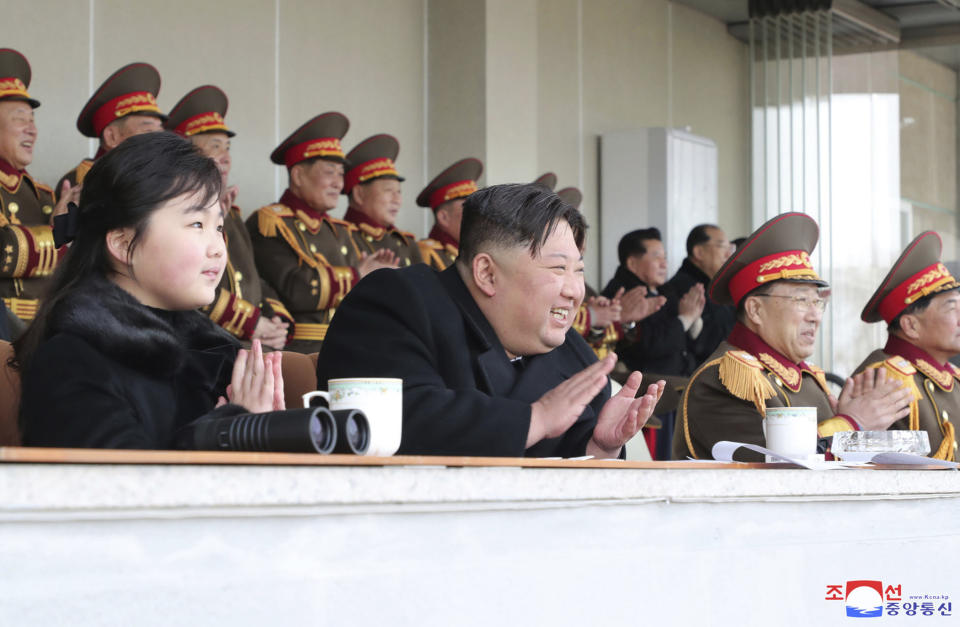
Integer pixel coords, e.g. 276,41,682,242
711,441,960,469
711,441,841,469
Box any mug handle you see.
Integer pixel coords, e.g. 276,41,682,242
302,390,331,409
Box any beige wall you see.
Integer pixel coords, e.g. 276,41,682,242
7,0,750,271
539,0,750,285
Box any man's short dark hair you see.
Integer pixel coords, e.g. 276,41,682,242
617,228,661,265
686,224,719,257
457,183,586,265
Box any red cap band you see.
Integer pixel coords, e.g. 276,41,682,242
344,157,399,194
877,262,957,324
429,179,477,209
728,250,822,306
92,91,161,137
284,137,344,169
175,111,229,137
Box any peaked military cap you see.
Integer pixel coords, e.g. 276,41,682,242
0,48,39,108
77,62,165,138
417,157,483,209
343,133,404,195
709,212,827,306
165,85,235,138
557,186,582,209
271,112,349,168
862,231,960,324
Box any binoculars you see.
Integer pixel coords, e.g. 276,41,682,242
187,406,370,455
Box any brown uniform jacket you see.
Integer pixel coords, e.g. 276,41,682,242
203,206,293,341
343,207,423,268
418,224,458,271
245,189,361,353
0,158,59,321
673,323,854,461
854,335,959,461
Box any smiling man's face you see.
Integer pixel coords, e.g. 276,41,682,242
489,220,586,357
0,100,36,170
748,282,824,363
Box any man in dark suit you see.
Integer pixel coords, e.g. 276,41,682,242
666,224,736,369
317,183,664,457
602,227,705,377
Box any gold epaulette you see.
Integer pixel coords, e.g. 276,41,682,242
256,204,295,237
418,239,447,271
805,362,831,397
869,358,922,430
34,180,53,195
395,228,417,241
358,222,386,240
74,160,93,186
718,350,777,416
257,206,320,270
326,216,356,229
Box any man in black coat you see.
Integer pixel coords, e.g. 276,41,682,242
665,224,736,370
601,228,705,377
316,183,664,457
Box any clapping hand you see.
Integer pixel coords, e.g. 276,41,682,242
587,368,665,458
620,285,666,324
832,367,913,430
587,293,622,328
358,249,400,277
218,339,285,413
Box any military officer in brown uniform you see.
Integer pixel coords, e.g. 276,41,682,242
342,134,422,267
855,231,960,461
58,62,165,191
0,49,61,325
166,85,293,348
417,157,482,271
673,212,914,461
246,113,396,353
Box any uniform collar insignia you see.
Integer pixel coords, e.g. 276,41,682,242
357,222,386,240
885,335,955,391
729,322,811,392
344,206,389,238
0,158,22,191
294,209,323,234
280,188,329,224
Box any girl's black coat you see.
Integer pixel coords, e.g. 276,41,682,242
20,277,242,449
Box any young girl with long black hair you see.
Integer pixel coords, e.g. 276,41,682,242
14,131,283,448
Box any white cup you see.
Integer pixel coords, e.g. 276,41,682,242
762,406,817,462
303,378,402,457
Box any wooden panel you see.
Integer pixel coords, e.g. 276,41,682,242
0,446,948,470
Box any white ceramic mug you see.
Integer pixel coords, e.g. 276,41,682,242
762,406,817,461
303,378,402,457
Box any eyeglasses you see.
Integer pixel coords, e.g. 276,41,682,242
753,293,829,313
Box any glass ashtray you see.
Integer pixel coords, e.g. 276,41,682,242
832,430,931,462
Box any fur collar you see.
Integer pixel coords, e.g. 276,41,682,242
49,276,238,378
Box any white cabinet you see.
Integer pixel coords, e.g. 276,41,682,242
599,128,718,285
